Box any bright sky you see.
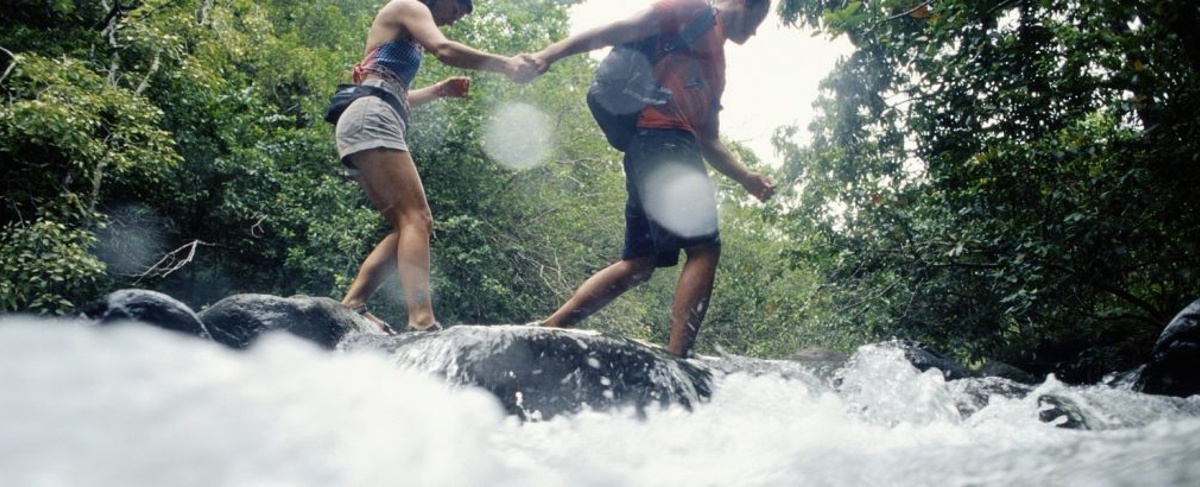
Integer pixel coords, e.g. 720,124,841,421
568,0,854,167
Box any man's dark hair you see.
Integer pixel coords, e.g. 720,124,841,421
421,0,474,14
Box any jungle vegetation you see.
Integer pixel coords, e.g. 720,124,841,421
3,0,1197,382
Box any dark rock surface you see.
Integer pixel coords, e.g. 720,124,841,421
340,325,712,420
198,293,374,349
80,289,209,339
1135,297,1200,397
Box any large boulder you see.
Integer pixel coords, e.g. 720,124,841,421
1135,298,1200,397
198,294,377,349
80,289,209,339
340,325,712,420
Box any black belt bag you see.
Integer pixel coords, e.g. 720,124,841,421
324,83,407,125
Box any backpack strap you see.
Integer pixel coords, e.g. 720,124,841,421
657,5,717,60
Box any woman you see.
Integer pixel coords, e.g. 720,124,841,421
336,0,533,333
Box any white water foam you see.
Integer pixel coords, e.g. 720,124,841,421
2,316,1198,486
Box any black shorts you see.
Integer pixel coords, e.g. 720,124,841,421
621,129,721,268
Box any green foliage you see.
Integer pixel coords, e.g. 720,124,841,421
0,0,857,363
775,0,1200,380
0,219,105,313
1,43,180,312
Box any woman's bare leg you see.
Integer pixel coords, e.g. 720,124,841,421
343,148,438,330
342,232,398,307
341,232,399,331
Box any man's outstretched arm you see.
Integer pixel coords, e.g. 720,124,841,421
697,117,777,202
527,7,661,74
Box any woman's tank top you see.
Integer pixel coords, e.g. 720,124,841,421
351,37,423,120
354,38,424,89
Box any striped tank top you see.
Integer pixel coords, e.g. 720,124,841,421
352,38,424,119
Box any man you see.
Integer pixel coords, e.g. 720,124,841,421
523,0,777,357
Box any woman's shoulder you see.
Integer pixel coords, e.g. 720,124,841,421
370,0,427,43
378,0,433,24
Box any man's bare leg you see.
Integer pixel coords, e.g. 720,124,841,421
542,256,657,328
667,243,720,357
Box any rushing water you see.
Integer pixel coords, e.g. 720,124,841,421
3,316,1199,486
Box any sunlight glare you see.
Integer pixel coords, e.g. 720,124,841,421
483,102,553,170
94,204,167,276
640,161,717,238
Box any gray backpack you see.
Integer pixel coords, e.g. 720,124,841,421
586,6,716,152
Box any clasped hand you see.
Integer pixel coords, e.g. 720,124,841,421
507,53,549,84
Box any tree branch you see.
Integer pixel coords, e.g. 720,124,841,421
125,240,212,283
198,0,215,25
135,50,161,95
0,47,15,85
95,0,123,30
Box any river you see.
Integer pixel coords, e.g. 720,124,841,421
2,316,1198,486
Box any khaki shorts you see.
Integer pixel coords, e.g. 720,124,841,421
335,82,409,167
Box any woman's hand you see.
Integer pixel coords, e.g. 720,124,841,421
436,76,471,98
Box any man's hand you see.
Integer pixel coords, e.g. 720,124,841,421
743,173,777,202
508,54,544,84
529,52,551,76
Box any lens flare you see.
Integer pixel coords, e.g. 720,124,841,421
639,161,718,238
410,102,452,151
483,102,553,170
95,204,167,276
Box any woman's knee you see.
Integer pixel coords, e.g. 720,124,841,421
388,207,433,234
412,210,434,233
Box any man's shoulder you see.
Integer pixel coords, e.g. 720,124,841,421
654,0,710,10
652,0,713,26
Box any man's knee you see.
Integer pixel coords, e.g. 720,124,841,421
685,242,721,260
622,256,657,284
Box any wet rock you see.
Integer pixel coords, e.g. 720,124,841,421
198,294,375,349
1038,394,1091,429
340,324,712,420
785,347,851,380
879,339,978,380
979,359,1039,385
1135,297,1200,397
948,376,1035,417
80,289,209,339
1101,366,1143,389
